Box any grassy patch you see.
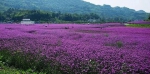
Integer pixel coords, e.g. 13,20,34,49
104,33,109,37
105,41,123,48
0,56,45,74
116,41,123,48
127,24,150,28
0,49,62,74
0,66,45,74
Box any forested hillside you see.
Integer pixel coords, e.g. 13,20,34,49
0,9,122,23
0,0,149,21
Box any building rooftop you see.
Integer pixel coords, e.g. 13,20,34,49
22,19,31,21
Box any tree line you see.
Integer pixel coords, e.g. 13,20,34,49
149,15,150,21
0,8,147,24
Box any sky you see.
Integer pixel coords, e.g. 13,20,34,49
83,0,150,13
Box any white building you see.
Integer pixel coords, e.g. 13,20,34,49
21,19,35,25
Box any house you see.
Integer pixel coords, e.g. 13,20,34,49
21,19,35,25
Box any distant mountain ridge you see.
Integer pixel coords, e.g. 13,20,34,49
0,0,149,21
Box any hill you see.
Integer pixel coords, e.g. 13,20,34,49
0,0,149,21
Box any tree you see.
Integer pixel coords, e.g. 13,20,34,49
148,15,150,20
0,12,5,21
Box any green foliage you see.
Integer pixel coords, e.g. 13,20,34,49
127,24,150,28
0,9,108,23
0,0,148,21
0,66,45,74
0,49,63,74
0,8,149,23
105,41,123,48
148,15,150,20
116,41,123,48
0,51,45,74
104,33,109,37
1,8,140,23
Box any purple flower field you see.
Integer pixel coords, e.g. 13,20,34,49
0,23,150,74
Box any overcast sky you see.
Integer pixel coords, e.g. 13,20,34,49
83,0,150,13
